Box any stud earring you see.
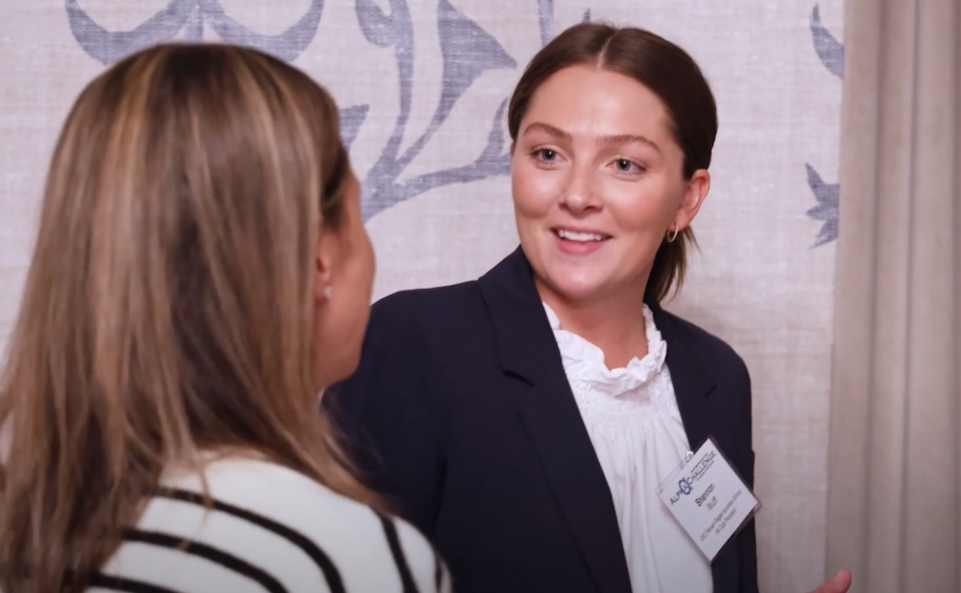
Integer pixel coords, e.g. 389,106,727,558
322,285,333,300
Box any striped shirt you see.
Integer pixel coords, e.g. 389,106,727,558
87,457,452,593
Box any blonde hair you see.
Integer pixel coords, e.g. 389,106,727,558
0,43,374,593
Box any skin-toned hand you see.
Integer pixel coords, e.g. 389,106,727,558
806,570,852,593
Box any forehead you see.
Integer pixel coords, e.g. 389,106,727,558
522,65,672,139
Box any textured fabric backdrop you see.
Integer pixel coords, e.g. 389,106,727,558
0,1,843,590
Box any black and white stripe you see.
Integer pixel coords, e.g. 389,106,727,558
87,459,452,593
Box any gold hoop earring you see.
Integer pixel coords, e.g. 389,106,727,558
666,225,679,243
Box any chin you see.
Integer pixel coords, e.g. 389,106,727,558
543,273,605,303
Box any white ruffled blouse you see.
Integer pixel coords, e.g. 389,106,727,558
543,303,713,593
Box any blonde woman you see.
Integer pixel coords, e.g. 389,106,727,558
0,44,449,593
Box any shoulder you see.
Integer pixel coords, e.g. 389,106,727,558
360,282,491,360
656,306,751,387
101,457,449,593
371,281,483,327
159,456,378,522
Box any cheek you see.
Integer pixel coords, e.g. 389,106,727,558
347,229,375,329
361,230,376,292
604,178,678,234
334,228,375,334
511,159,557,221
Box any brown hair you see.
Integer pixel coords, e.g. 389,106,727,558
508,23,718,301
0,43,374,593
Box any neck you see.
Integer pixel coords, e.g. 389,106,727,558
537,279,651,369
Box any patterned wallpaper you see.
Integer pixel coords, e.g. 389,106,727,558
66,0,843,239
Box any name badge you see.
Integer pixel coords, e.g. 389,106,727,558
656,437,761,562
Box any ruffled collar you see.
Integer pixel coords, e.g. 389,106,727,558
543,302,668,396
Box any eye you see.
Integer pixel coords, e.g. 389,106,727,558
614,158,642,173
534,148,558,162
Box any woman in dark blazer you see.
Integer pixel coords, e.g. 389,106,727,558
330,22,851,593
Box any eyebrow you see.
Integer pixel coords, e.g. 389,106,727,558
522,121,661,152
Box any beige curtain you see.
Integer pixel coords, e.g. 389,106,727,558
826,0,961,591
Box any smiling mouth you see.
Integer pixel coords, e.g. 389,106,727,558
553,228,612,242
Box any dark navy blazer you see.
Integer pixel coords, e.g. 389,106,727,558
329,247,758,593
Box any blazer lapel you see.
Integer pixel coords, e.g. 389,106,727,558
647,301,740,593
479,247,633,593
647,301,716,451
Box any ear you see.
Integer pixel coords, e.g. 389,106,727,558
314,225,336,304
510,141,516,157
673,169,711,232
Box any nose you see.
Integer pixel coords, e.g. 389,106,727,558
558,165,601,214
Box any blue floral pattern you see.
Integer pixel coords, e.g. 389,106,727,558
65,1,840,244
806,3,843,247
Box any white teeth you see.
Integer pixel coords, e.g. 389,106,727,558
557,229,606,242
